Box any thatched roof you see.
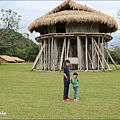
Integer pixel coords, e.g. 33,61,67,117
28,0,118,33
0,55,16,63
12,57,25,63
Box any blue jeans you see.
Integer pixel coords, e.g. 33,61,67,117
73,86,78,99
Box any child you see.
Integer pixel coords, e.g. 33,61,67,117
63,60,71,102
71,72,79,101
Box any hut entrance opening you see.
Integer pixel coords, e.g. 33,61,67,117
56,22,66,33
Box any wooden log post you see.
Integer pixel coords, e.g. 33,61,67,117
51,37,53,70
31,42,45,70
93,40,104,71
77,36,81,70
92,37,95,69
98,36,100,70
102,37,105,68
93,39,111,71
54,38,58,71
66,38,70,58
85,36,88,71
48,39,51,70
44,40,46,70
60,38,66,71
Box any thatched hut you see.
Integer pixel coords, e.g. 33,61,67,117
28,0,118,71
0,55,16,63
12,57,25,63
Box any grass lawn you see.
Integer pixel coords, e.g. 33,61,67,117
0,63,120,119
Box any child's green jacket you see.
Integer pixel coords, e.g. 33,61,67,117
71,78,79,87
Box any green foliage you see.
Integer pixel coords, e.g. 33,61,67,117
109,45,120,64
0,64,120,119
0,29,39,61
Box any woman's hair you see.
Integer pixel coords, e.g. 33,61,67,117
64,59,70,65
73,72,78,76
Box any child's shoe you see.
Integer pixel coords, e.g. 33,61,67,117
66,97,71,101
63,99,67,102
74,99,79,101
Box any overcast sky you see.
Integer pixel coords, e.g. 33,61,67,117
0,1,120,46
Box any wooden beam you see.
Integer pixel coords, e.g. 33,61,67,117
98,36,100,70
51,37,53,70
77,36,80,70
48,39,51,70
66,38,70,58
60,38,66,71
85,36,88,71
93,39,111,71
93,40,104,71
31,42,45,70
102,37,105,68
54,38,58,71
44,40,46,70
106,49,119,70
92,37,95,69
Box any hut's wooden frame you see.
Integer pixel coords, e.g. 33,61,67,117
31,32,119,71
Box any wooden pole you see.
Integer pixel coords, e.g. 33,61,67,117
102,37,105,68
31,42,45,70
92,37,95,69
48,39,51,70
60,38,66,71
106,49,119,70
54,38,58,71
65,37,67,59
66,38,70,58
77,36,81,70
88,51,94,70
85,36,88,71
98,36,100,70
93,39,111,71
44,40,46,70
46,40,48,70
93,40,104,71
51,37,53,70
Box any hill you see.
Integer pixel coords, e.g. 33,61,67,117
0,29,39,61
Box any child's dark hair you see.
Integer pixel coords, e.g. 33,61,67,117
64,59,70,65
73,72,78,76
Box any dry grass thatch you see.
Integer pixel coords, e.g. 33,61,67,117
0,55,16,63
12,57,25,63
28,0,118,33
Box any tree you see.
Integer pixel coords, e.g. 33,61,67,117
0,9,21,31
109,45,120,64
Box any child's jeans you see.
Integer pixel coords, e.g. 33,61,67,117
73,86,78,99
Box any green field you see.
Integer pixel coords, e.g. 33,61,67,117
0,64,120,119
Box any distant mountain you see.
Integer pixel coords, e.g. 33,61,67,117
0,29,39,61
